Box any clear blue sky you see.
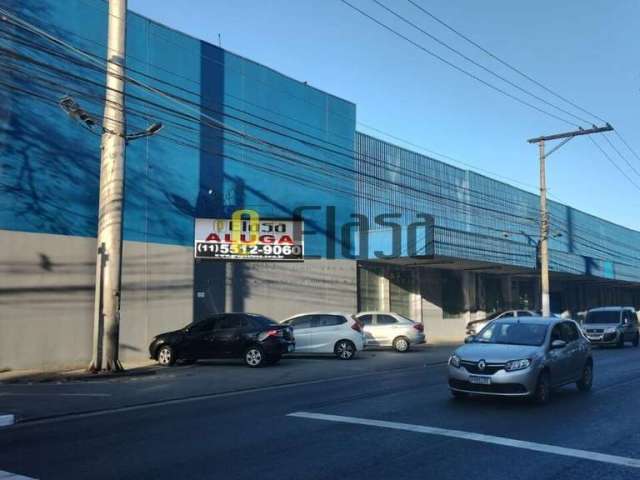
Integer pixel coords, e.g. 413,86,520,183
129,0,640,230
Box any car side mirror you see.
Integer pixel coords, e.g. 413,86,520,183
551,339,566,349
464,335,475,344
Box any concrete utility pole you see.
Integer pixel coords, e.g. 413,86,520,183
90,0,128,372
527,123,613,317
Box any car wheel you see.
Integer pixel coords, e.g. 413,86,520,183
156,345,176,367
617,334,625,348
244,346,265,368
633,333,639,348
576,361,593,392
532,371,551,405
392,336,410,353
334,340,356,360
450,390,468,400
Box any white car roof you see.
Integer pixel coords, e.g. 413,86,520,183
355,311,401,316
283,312,352,320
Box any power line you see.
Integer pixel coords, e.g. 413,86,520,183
0,16,549,197
0,40,547,223
404,0,608,125
4,7,639,265
6,72,638,267
601,133,640,179
1,75,543,243
589,135,640,192
614,130,640,169
339,0,580,127
370,0,592,125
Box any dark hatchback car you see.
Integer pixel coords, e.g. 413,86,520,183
149,313,295,367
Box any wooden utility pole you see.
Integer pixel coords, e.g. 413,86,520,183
527,123,613,317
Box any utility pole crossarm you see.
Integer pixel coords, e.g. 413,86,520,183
527,124,613,144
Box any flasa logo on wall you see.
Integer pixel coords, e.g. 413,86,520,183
195,210,304,261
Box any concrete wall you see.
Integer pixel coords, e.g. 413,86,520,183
224,260,357,321
419,269,466,343
0,230,357,371
0,230,194,370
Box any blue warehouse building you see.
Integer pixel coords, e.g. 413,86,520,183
1,0,640,369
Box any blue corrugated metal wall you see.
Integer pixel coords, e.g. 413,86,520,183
355,132,640,282
2,0,639,278
0,0,356,258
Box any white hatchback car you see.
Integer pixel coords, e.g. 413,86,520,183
281,312,365,359
355,312,426,352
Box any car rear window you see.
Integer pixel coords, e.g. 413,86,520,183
247,314,278,327
312,315,347,327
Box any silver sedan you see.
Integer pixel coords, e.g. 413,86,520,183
355,312,426,352
448,317,592,404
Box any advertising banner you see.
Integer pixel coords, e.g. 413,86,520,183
195,212,304,261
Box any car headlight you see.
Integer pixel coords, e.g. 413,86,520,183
604,327,617,334
505,358,531,372
449,354,461,368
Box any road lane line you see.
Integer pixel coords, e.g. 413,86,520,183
0,415,15,428
0,469,36,479
287,412,640,469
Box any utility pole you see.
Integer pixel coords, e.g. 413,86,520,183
527,123,613,317
90,0,128,372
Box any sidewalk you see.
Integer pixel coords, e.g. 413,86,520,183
0,360,159,385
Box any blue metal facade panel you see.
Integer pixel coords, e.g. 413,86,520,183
0,0,356,258
355,133,640,282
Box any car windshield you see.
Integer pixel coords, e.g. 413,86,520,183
585,311,620,324
475,321,548,346
485,312,502,321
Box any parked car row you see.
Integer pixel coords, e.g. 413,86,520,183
449,306,639,405
149,310,427,368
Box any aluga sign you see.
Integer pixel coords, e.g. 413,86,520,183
195,210,304,261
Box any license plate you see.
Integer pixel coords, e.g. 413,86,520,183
469,375,491,385
288,345,295,353
588,335,602,340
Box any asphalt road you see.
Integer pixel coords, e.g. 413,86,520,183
1,345,640,480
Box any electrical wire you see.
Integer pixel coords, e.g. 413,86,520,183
370,0,591,125
0,45,546,227
588,135,640,192
339,0,580,127
0,17,549,197
404,0,608,125
2,8,636,266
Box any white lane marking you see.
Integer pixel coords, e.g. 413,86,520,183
288,412,640,469
0,393,110,398
0,469,37,479
0,415,15,427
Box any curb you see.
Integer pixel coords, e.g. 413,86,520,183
0,367,158,385
0,414,15,428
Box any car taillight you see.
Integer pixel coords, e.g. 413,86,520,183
351,321,362,332
265,329,283,338
413,323,424,332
